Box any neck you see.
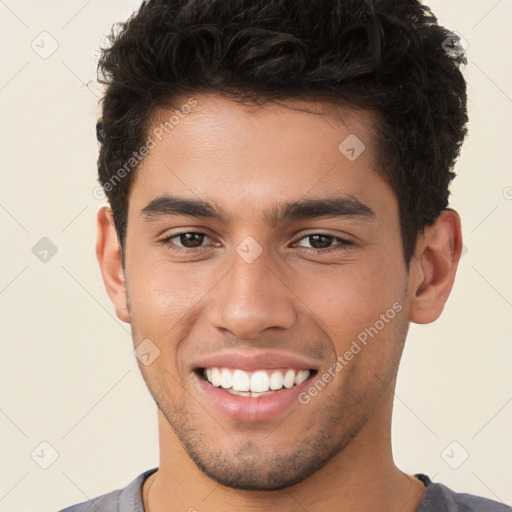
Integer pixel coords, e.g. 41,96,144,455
143,387,425,512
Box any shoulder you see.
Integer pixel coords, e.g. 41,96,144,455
58,489,121,512
416,474,511,512
57,468,158,512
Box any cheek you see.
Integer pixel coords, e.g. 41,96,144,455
293,256,405,340
128,252,213,314
126,264,208,381
125,261,194,353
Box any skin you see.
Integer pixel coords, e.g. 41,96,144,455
97,92,463,511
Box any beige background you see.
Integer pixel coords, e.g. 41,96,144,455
1,1,511,510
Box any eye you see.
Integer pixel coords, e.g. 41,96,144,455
161,231,215,252
160,231,353,255
295,234,353,253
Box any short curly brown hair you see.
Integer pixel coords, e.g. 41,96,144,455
96,0,468,268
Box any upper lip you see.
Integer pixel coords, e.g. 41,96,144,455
193,350,321,372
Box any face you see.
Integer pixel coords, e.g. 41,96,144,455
117,94,413,489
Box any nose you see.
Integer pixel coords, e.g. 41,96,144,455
207,244,298,340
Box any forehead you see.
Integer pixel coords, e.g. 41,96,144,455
128,93,395,225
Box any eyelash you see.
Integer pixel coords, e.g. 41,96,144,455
160,232,354,255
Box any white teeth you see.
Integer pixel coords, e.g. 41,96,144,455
283,369,296,388
269,370,284,390
226,388,275,397
250,370,270,392
295,370,309,385
220,368,232,388
232,369,250,392
203,367,311,394
211,367,221,387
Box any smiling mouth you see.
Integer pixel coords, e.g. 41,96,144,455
196,367,318,397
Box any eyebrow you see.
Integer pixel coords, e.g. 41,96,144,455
140,194,376,225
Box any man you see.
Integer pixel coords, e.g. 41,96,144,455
60,0,510,510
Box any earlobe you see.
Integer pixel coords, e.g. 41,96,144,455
408,209,462,324
96,207,130,323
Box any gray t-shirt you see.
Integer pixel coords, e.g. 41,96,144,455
58,468,510,512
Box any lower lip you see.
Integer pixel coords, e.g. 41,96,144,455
194,372,314,422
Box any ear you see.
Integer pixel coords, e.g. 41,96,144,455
96,207,130,323
407,209,463,324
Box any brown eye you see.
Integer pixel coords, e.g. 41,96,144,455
177,232,206,248
296,234,353,253
305,234,334,249
161,231,212,252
